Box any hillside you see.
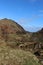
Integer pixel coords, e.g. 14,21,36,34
30,28,43,42
0,18,26,34
0,45,41,65
29,29,43,65
0,18,42,65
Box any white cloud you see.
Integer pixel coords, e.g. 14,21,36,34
25,26,42,32
39,10,43,13
32,14,43,18
18,18,33,24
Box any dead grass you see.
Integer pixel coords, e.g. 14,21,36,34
0,46,41,65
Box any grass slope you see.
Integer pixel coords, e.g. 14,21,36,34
0,46,41,65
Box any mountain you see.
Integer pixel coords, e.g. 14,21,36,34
0,18,27,43
0,18,26,34
0,18,42,65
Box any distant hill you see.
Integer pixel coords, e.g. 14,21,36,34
30,28,43,43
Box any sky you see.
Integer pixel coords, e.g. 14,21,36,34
0,0,43,32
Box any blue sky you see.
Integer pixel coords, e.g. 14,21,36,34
0,0,43,32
